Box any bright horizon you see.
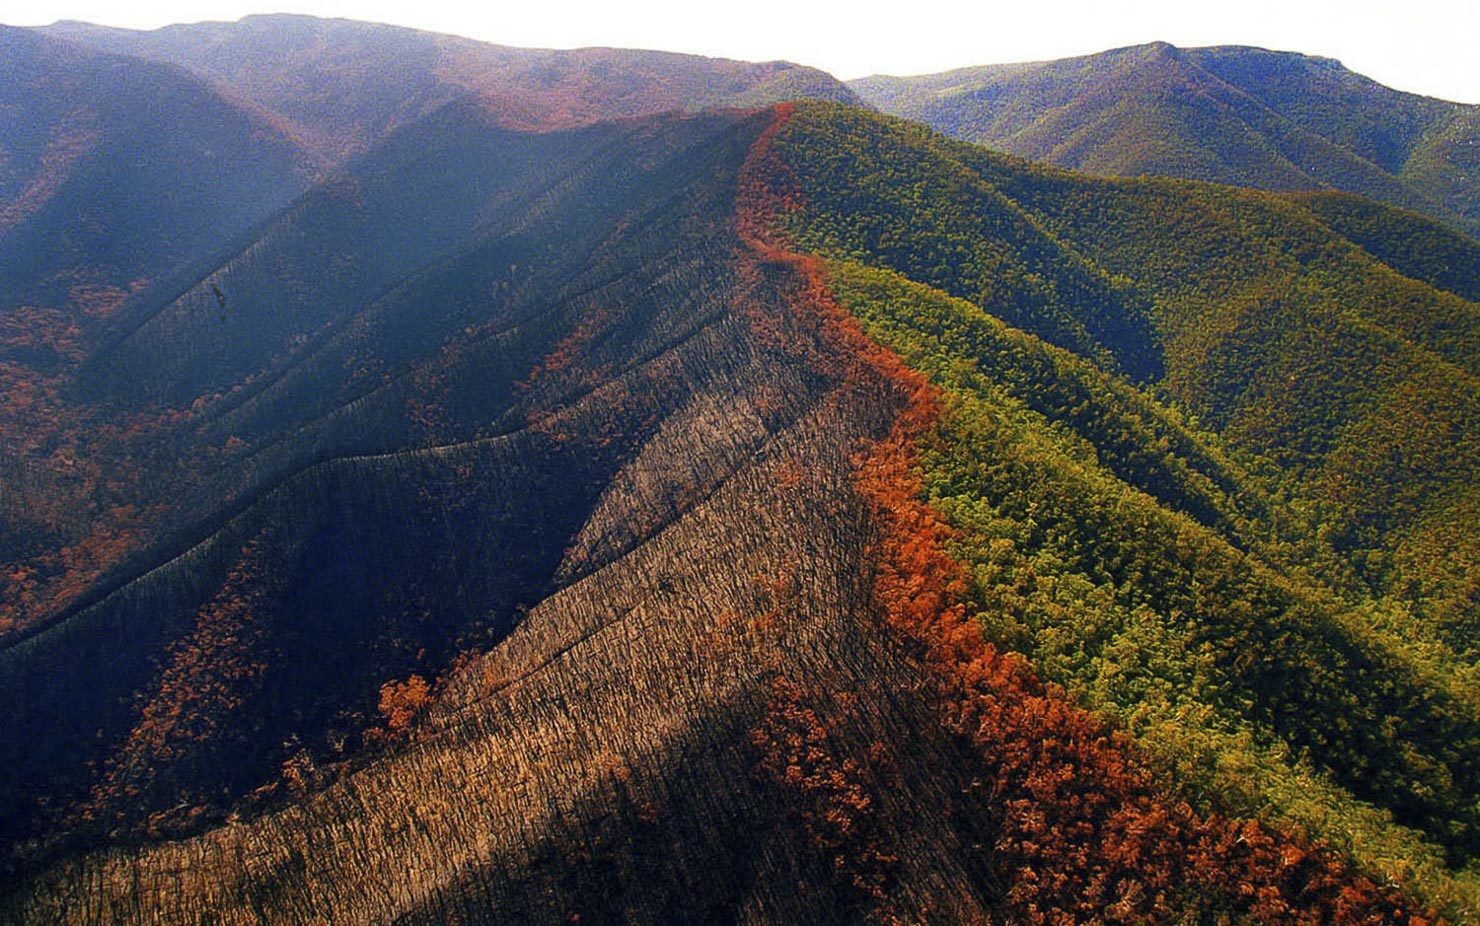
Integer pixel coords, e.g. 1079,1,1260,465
3,0,1479,104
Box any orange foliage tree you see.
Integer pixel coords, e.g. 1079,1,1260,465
377,673,431,733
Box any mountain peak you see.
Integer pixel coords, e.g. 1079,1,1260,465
851,41,1478,234
1134,39,1179,57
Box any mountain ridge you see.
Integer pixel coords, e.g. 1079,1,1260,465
2,21,1479,922
41,14,862,167
851,41,1480,236
4,99,1452,922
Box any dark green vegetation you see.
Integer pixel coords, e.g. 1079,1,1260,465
768,102,1480,914
852,43,1480,236
1291,192,1480,302
44,14,860,167
1,22,1478,922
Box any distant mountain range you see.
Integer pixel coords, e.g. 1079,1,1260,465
0,27,311,312
43,14,860,167
852,42,1480,235
38,21,1479,235
2,16,1479,923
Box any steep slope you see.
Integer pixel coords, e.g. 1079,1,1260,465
8,18,1479,923
0,102,1431,924
42,14,861,167
0,27,311,309
0,26,313,635
765,102,1480,913
852,43,1480,236
773,103,1480,654
0,13,857,640
0,104,809,874
1288,191,1480,303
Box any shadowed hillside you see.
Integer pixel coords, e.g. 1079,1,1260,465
43,14,861,167
0,26,313,636
0,15,858,642
0,26,311,310
852,43,1480,236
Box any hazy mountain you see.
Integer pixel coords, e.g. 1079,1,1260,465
0,14,860,642
43,14,862,167
852,42,1480,235
0,27,313,629
0,26,312,312
2,22,1478,924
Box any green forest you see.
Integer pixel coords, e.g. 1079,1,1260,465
769,101,1480,915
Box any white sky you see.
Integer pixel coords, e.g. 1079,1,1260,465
3,0,1478,104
